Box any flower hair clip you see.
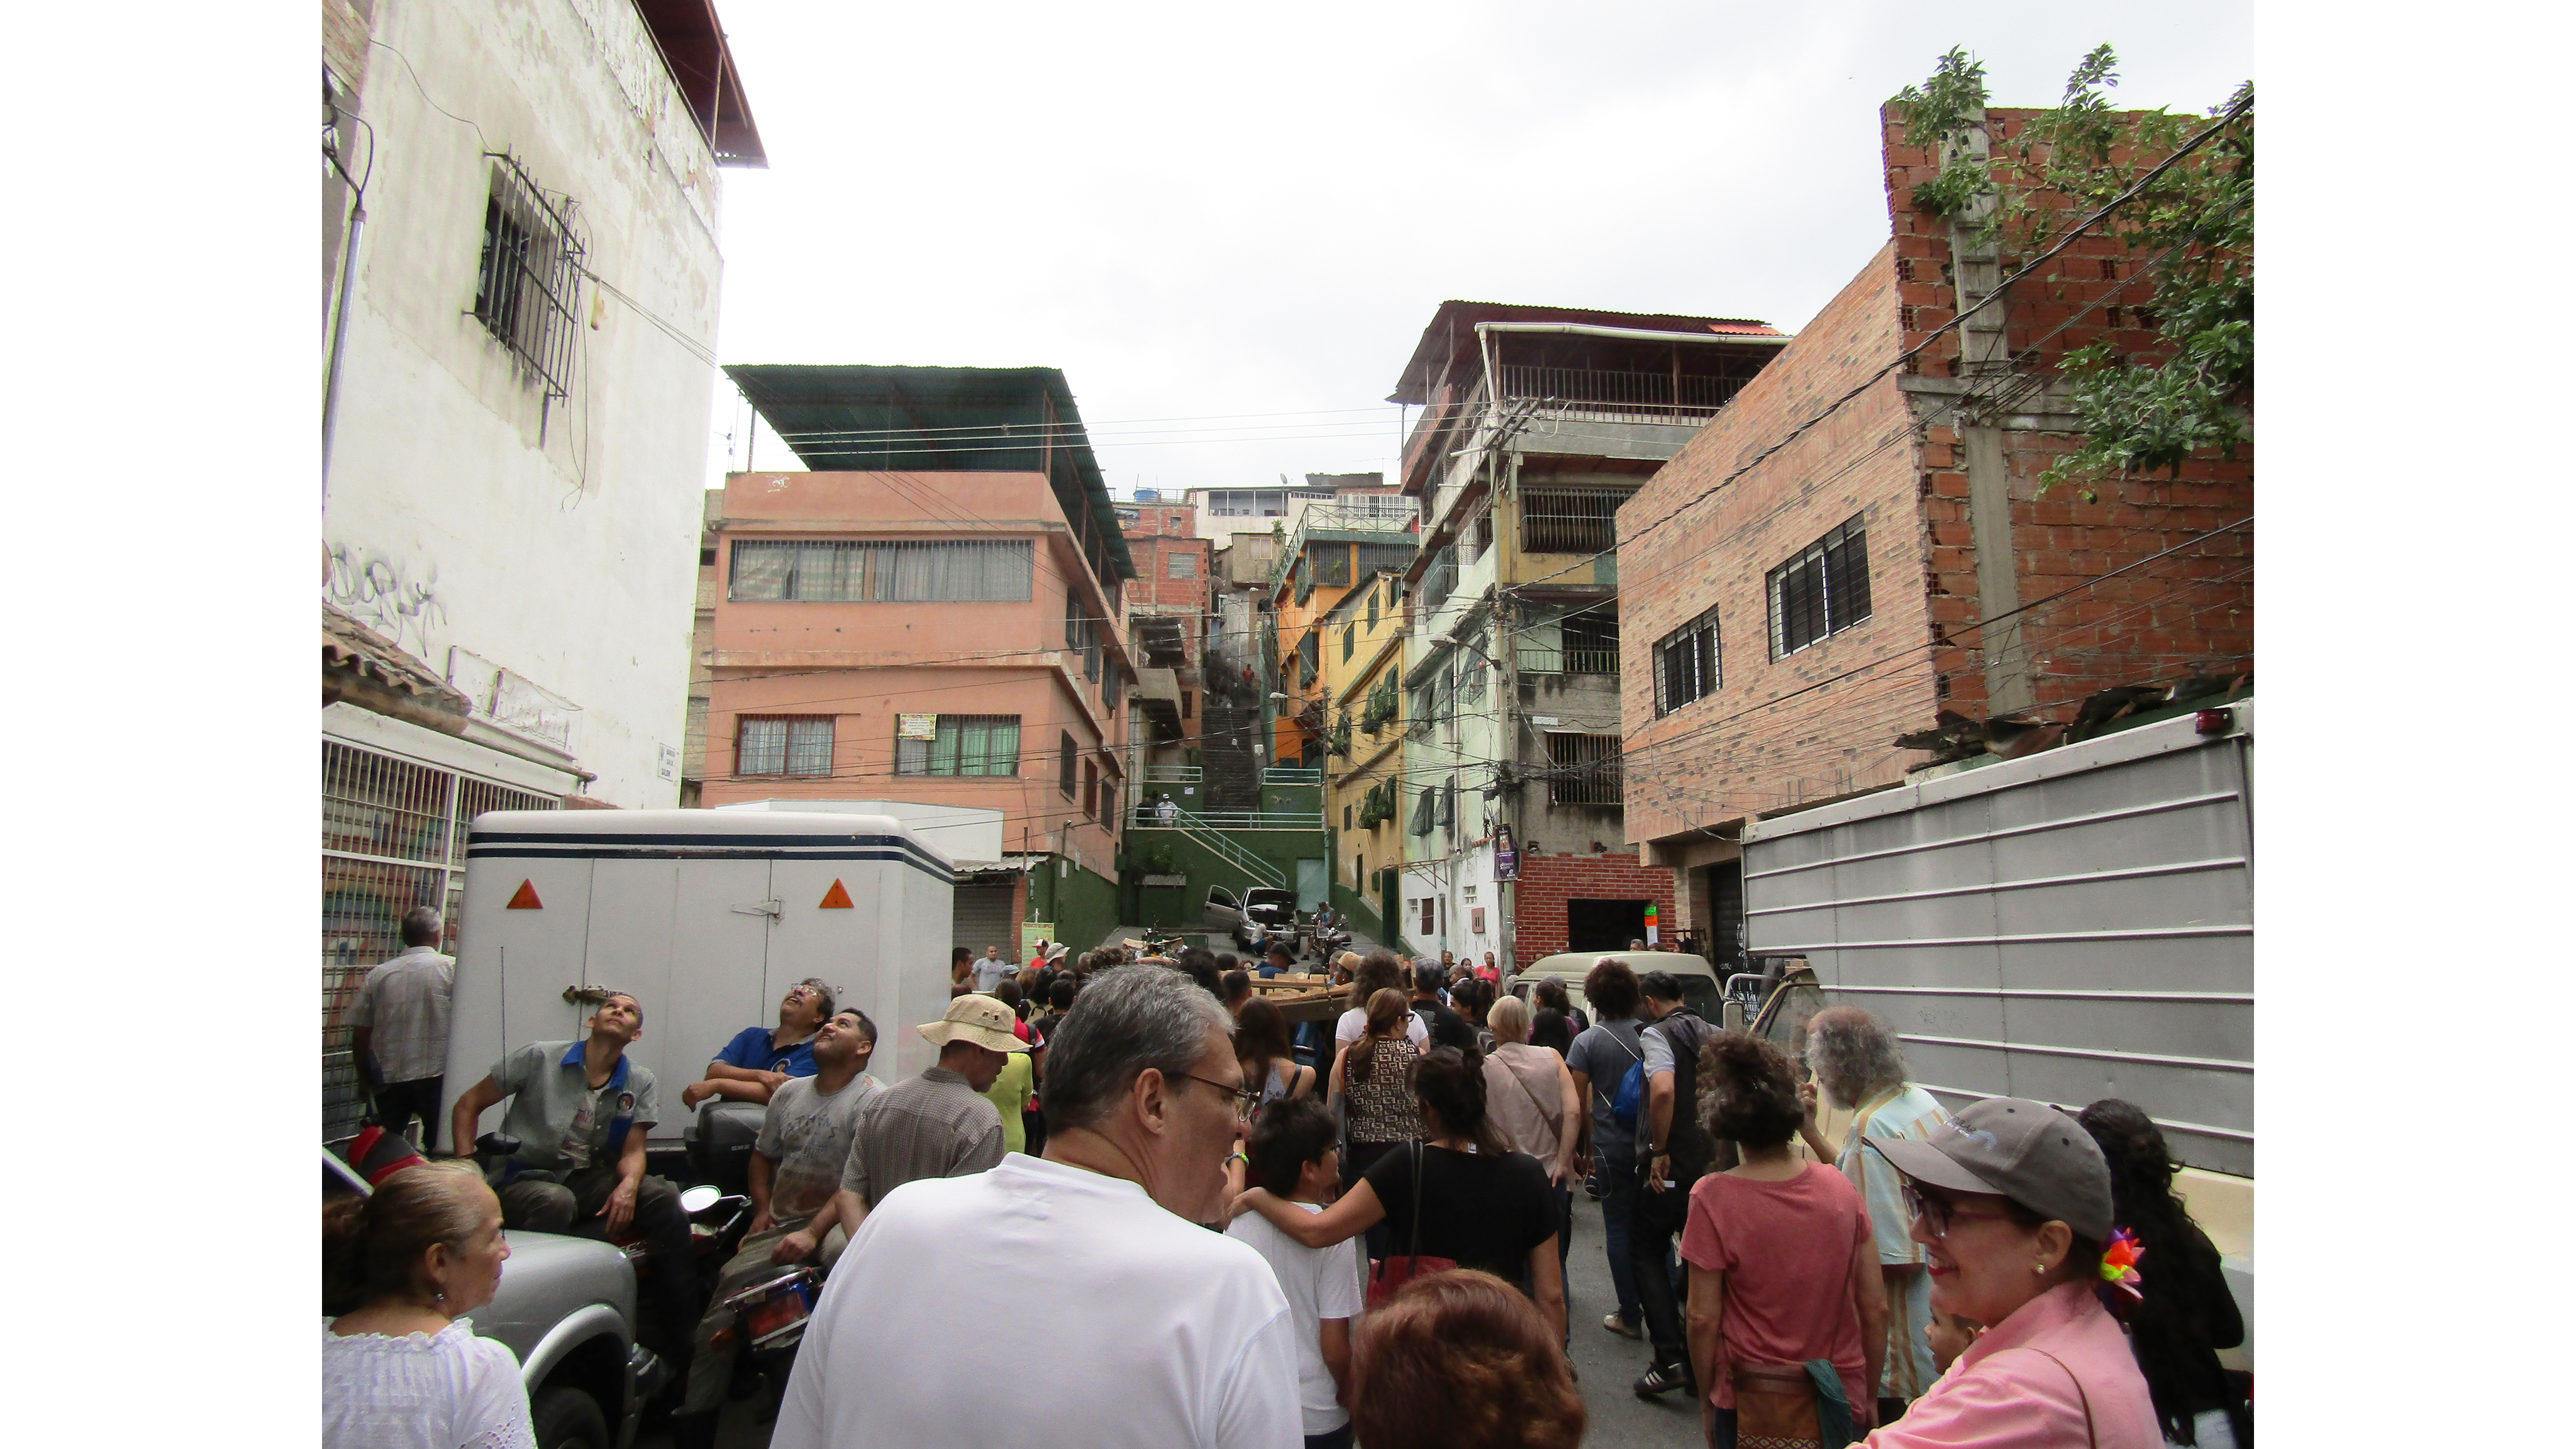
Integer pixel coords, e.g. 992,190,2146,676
2098,1226,2145,1301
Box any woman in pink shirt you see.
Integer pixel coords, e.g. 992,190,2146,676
1855,1097,2162,1448
1679,1031,1890,1446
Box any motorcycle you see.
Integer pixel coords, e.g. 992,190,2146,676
1312,923,1352,961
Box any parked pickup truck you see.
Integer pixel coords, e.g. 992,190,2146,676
325,1148,664,1449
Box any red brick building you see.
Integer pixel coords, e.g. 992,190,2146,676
1618,104,2253,969
1118,501,1212,802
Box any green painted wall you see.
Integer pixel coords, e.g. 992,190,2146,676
1028,857,1122,955
1123,826,1330,928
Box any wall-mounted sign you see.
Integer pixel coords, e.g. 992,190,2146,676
1493,824,1518,881
897,713,939,740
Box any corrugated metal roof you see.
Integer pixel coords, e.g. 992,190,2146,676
1387,300,1788,404
724,364,1135,578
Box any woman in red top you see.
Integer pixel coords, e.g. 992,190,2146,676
1680,1031,1889,1447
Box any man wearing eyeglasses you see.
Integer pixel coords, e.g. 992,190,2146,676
777,965,1300,1449
829,994,1023,1238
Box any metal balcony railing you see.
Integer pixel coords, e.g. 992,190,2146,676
1497,364,1746,423
1143,765,1203,783
1262,765,1323,785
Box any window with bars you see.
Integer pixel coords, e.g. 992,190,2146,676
1563,607,1621,675
738,716,833,777
1521,487,1632,554
1060,731,1078,797
1313,545,1352,588
729,539,1035,602
1653,604,1722,716
895,715,1021,777
1548,733,1625,804
472,154,584,403
1768,515,1872,658
1468,508,1494,561
1409,681,1435,739
1168,552,1199,579
1357,541,1418,578
1459,641,1487,704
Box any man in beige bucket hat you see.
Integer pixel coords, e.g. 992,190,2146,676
829,994,1030,1236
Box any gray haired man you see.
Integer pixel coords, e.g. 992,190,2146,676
775,966,1302,1449
1799,1005,1954,1421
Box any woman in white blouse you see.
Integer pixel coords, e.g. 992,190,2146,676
324,1160,534,1449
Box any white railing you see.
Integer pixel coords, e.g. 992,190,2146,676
1130,804,1287,889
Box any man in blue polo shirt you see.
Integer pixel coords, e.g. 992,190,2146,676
448,990,695,1375
680,978,835,1109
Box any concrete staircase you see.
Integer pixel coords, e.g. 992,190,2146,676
1201,697,1264,814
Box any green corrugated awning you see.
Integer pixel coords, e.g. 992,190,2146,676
725,364,1135,578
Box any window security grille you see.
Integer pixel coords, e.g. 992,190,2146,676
1060,731,1077,796
1459,643,1487,703
738,717,833,777
1357,541,1418,577
730,540,1035,602
1468,509,1494,561
1314,545,1352,588
1548,733,1624,804
472,153,584,406
1520,487,1632,555
896,716,1021,777
1562,608,1620,675
1653,605,1722,716
1768,515,1872,658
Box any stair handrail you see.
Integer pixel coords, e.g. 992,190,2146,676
1131,803,1285,889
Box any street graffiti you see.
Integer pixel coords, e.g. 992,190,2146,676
326,542,447,660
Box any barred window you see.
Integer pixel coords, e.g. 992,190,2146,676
738,716,833,777
1521,487,1631,554
1458,640,1487,704
1313,545,1352,588
1653,605,1722,716
1060,731,1077,797
472,153,583,404
729,540,1034,602
1768,515,1872,658
1547,732,1624,804
895,715,1021,777
1357,542,1418,577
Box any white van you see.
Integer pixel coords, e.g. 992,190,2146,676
445,809,954,1146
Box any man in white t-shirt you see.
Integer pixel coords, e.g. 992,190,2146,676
1226,1096,1362,1449
774,965,1301,1449
972,945,1014,994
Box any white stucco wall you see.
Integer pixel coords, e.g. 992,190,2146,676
323,0,728,805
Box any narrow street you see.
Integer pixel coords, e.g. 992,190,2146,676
661,1169,1703,1449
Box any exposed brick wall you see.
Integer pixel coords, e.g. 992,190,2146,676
1617,240,1931,843
1618,104,2252,847
1511,852,1678,963
1882,105,2253,728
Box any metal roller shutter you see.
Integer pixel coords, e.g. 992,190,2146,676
951,880,1018,962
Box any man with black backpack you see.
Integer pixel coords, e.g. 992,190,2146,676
1629,970,1714,1400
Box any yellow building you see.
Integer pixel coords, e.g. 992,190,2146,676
1318,568,1411,944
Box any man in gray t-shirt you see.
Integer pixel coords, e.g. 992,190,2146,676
679,1009,885,1431
1558,958,1649,1338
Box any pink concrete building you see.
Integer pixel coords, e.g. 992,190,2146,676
705,366,1141,952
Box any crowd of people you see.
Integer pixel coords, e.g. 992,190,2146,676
326,928,2249,1449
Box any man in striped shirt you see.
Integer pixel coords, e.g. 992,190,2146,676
831,994,1025,1233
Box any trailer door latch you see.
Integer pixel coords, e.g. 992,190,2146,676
731,899,784,919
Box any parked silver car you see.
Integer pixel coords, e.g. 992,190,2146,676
324,1150,663,1449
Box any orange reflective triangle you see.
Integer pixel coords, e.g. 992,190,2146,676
818,879,854,909
506,879,543,910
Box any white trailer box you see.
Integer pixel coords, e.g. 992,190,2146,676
445,809,954,1146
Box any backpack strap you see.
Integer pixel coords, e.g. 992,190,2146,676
2028,1348,2099,1449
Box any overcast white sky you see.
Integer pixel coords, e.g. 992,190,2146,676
702,1,2253,498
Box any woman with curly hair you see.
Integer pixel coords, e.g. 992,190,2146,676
2079,1099,2251,1448
1682,1029,1887,1445
1351,1270,1585,1449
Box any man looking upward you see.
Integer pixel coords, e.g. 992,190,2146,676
682,979,835,1109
